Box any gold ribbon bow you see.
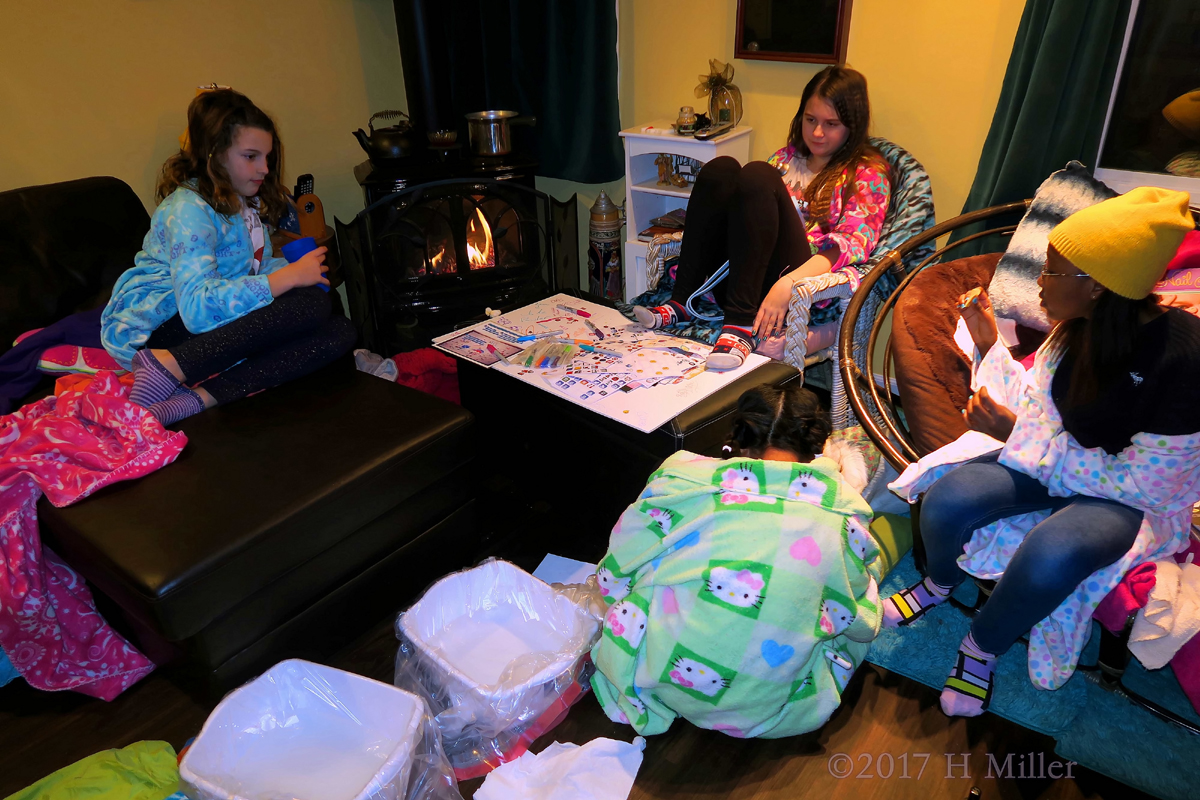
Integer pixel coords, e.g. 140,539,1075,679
695,59,736,99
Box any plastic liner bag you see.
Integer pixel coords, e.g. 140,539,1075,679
179,659,462,800
394,559,603,780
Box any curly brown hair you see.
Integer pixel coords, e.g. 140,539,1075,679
156,89,289,225
786,66,888,227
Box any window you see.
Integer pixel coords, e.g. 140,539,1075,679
1095,0,1200,203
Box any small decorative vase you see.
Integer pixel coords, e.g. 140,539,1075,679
708,85,743,126
696,59,745,127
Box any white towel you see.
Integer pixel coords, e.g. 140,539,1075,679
822,438,869,495
475,737,645,800
1129,560,1200,669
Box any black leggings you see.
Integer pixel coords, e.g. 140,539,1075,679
670,157,812,326
145,286,357,404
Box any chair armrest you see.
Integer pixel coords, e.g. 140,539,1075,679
782,271,855,369
646,232,683,292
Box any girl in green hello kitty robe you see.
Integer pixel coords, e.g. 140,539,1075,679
590,385,884,738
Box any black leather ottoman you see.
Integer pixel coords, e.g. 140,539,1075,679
458,359,802,550
39,361,478,691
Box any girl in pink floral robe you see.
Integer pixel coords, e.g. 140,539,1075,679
633,66,890,372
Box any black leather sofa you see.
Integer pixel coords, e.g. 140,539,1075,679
1,177,479,692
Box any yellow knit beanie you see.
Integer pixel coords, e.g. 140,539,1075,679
1048,186,1195,299
1164,89,1200,141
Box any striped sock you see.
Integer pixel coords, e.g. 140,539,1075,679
148,386,205,426
941,631,998,717
882,576,954,628
129,350,181,408
706,325,755,371
632,300,691,330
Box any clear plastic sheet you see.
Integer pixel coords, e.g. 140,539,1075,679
393,559,602,779
549,573,607,623
179,659,462,800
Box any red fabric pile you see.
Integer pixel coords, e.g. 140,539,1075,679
1092,537,1200,716
392,348,460,405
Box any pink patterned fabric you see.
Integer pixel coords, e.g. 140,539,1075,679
1093,561,1158,633
0,371,187,700
766,145,891,276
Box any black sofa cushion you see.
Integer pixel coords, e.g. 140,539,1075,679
0,177,149,350
39,361,475,644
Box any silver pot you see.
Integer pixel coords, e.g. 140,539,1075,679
465,110,536,156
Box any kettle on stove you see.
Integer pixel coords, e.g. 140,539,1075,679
353,110,416,161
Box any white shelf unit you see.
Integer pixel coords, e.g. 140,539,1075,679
618,122,752,302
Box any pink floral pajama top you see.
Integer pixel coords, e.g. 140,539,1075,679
767,145,891,286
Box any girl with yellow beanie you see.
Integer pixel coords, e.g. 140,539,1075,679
881,187,1200,717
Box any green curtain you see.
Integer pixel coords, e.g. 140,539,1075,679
445,0,624,185
950,0,1132,246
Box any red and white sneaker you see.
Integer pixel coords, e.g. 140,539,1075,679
633,301,689,330
707,326,754,371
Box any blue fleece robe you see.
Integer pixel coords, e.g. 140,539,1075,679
101,187,288,367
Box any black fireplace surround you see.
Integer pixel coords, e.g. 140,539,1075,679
338,179,560,354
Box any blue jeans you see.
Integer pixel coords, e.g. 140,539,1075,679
921,453,1143,655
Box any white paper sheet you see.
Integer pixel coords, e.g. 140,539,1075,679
533,554,597,586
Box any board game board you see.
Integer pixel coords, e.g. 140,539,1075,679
433,294,769,433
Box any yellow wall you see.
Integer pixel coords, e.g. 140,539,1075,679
1,0,1024,261
0,0,405,224
621,0,1027,221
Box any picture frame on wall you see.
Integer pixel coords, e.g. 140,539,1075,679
735,0,854,65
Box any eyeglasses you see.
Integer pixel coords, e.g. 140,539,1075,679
1038,268,1090,279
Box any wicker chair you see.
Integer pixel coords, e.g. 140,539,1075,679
838,200,1200,735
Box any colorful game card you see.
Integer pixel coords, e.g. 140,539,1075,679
437,330,521,366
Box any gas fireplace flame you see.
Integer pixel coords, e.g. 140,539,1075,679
429,247,445,273
466,207,495,269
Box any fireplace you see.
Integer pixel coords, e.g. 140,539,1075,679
337,178,559,354
335,0,580,354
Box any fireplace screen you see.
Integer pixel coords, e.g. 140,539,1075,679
338,179,559,354
406,194,525,277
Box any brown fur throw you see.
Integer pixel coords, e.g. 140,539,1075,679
892,253,1002,454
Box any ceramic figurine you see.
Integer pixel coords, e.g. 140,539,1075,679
656,153,673,186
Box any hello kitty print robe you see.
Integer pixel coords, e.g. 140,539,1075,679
890,341,1199,689
591,451,883,738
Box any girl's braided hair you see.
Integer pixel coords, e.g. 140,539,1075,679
723,384,831,460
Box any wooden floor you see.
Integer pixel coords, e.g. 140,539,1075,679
0,610,1153,800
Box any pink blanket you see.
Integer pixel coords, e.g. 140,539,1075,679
0,371,187,700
